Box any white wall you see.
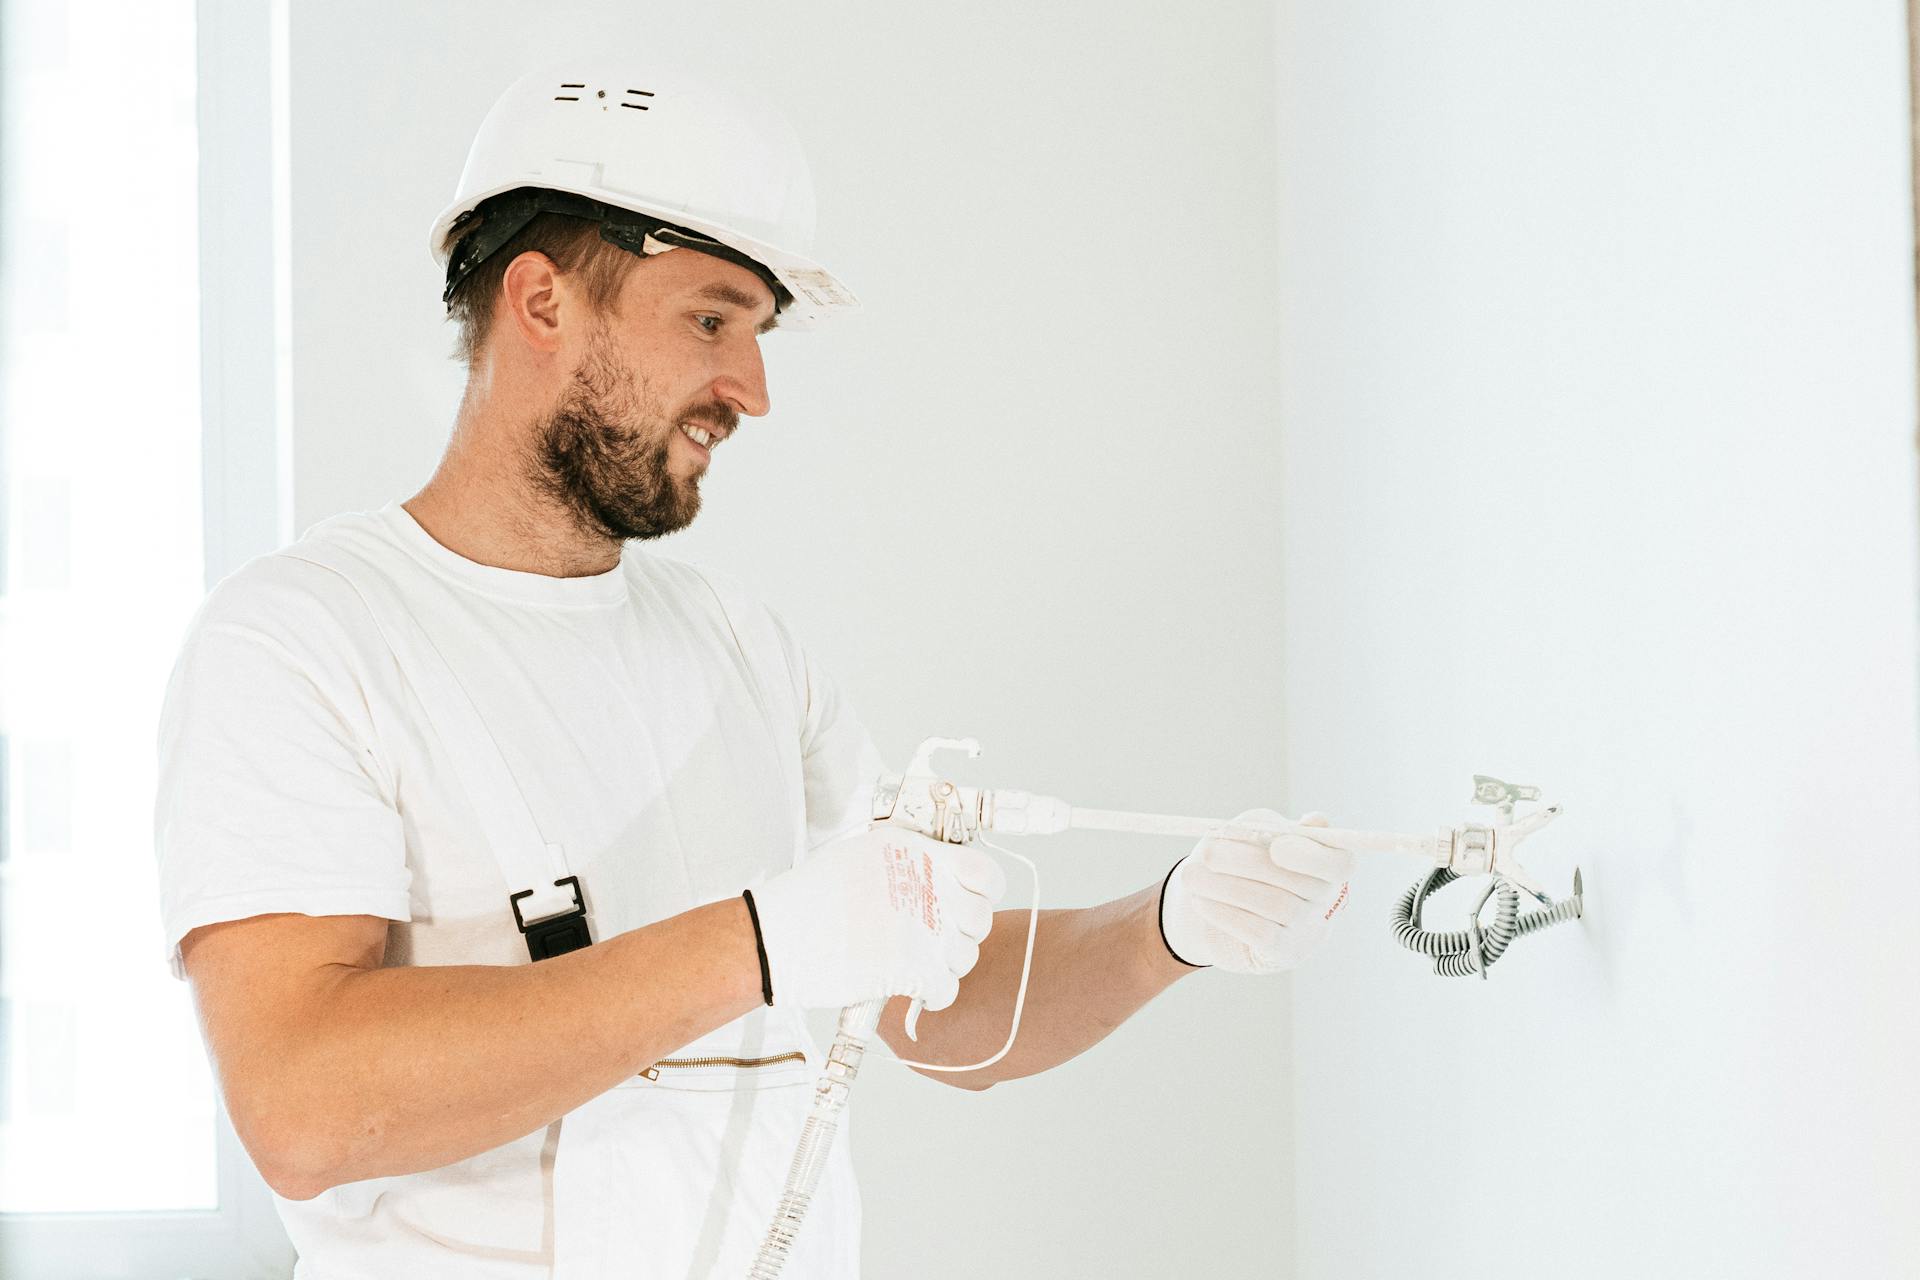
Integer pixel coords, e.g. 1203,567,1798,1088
285,3,1291,1276
1276,4,1920,1278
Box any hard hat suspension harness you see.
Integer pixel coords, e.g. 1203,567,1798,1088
440,186,794,315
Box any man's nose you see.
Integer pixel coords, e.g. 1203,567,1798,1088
714,338,771,418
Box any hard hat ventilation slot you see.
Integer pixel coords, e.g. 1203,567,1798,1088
554,82,585,101
621,89,654,111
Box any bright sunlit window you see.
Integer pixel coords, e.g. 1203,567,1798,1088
0,0,217,1214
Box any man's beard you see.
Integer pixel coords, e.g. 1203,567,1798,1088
527,325,733,543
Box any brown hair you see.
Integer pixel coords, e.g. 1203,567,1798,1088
444,211,640,369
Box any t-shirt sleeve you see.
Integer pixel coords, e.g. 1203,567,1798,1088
761,606,887,856
154,562,412,979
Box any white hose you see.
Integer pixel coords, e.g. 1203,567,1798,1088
745,999,883,1279
744,833,1038,1278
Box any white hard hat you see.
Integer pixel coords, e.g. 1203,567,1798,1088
429,61,857,329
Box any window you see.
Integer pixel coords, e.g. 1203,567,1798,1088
0,1,292,1273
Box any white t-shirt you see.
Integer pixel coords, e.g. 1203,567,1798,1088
153,500,885,1275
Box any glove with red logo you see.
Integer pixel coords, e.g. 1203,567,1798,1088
745,823,1006,1012
1157,808,1353,973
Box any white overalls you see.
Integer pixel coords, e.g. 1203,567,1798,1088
288,531,863,1278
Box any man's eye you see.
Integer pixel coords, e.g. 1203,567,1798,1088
695,315,722,335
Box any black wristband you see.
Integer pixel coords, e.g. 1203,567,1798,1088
1158,857,1209,969
740,889,775,1006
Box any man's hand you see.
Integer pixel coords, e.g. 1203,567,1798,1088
1158,808,1353,973
748,823,1007,1012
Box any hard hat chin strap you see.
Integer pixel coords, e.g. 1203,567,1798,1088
440,186,792,315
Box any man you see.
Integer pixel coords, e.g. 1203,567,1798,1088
155,61,1353,1277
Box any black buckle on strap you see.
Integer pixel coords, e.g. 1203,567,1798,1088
509,875,593,962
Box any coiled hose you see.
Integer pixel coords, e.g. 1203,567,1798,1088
1392,866,1583,977
746,998,884,1278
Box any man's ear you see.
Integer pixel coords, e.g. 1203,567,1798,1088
499,250,566,355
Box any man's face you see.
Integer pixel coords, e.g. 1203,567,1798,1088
526,247,775,543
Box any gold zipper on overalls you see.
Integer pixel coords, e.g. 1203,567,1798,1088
639,1051,809,1081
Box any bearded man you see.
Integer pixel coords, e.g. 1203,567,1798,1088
154,59,1353,1279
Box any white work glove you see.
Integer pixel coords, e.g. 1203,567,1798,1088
744,823,1007,1012
1158,808,1353,974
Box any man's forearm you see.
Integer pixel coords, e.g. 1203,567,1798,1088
190,898,765,1199
879,878,1199,1089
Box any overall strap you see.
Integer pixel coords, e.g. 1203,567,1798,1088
286,538,591,959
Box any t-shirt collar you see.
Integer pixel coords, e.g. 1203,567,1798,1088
379,500,630,607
